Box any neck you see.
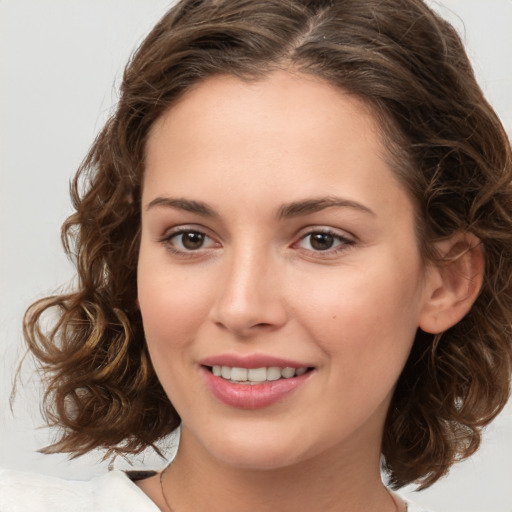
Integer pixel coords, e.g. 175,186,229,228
160,428,396,512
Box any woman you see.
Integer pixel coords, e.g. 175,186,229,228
2,1,511,511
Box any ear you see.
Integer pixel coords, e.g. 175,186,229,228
419,233,484,334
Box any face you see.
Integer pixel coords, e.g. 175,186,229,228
138,71,433,471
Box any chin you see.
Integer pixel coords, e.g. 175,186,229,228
193,426,309,471
214,445,303,471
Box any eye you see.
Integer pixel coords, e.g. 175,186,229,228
175,231,207,250
161,228,219,254
305,232,337,251
295,229,355,254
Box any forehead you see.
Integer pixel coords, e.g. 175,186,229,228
148,71,383,159
143,71,413,226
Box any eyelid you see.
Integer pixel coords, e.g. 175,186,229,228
295,225,356,242
292,226,356,257
159,225,221,256
157,224,356,259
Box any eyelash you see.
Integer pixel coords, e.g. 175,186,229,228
159,227,219,258
294,229,355,258
159,227,355,258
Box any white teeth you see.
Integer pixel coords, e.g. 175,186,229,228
221,366,231,379
248,367,267,382
266,367,282,381
281,367,295,379
211,365,309,382
230,367,248,381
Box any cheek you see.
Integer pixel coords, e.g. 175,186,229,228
294,261,423,370
137,260,213,352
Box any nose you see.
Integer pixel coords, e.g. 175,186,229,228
210,245,288,337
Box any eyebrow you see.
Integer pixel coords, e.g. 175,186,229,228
146,197,219,217
145,195,375,219
277,196,375,218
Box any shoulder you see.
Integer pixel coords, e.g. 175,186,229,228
0,468,160,512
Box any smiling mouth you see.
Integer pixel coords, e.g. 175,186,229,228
205,365,313,384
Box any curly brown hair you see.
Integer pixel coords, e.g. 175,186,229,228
24,0,512,489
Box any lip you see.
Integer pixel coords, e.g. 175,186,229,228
199,353,310,369
201,366,313,411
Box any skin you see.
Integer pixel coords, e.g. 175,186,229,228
136,71,480,512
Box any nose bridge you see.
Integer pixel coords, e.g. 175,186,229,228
212,237,286,334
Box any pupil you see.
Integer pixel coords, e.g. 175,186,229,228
311,233,334,250
182,232,204,249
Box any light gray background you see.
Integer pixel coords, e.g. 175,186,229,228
1,1,511,511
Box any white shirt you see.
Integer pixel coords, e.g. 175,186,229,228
0,468,434,511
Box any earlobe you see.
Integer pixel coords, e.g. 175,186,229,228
419,233,485,334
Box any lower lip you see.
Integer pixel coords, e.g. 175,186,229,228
202,367,312,410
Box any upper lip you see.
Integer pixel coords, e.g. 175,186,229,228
199,353,312,369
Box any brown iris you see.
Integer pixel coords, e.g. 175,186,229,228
309,232,335,251
181,231,205,250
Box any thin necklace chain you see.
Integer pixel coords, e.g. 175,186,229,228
159,464,403,512
159,464,174,512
